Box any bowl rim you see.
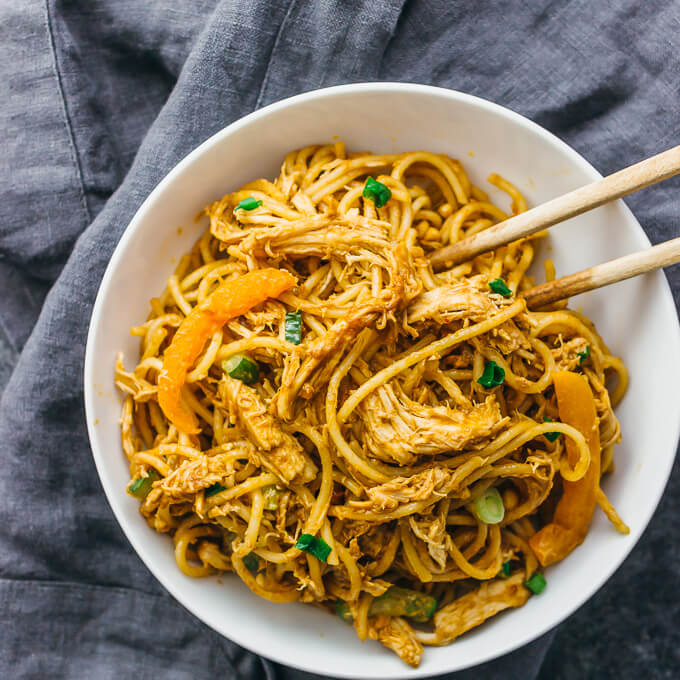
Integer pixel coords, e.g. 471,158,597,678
84,81,680,678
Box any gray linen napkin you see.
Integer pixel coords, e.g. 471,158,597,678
1,1,678,678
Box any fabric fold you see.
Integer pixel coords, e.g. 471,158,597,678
0,0,678,678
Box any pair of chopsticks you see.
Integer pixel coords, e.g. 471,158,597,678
429,146,680,308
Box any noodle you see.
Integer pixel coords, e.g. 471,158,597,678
116,143,627,667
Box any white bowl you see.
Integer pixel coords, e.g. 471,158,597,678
84,83,680,678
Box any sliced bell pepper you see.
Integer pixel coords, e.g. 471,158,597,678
157,268,295,434
529,371,600,566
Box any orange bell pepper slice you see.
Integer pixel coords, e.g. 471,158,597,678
529,371,600,567
157,268,295,434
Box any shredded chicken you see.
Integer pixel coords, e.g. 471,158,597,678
340,465,474,515
368,616,423,667
220,377,317,483
266,220,422,418
158,448,247,498
429,572,530,644
114,354,157,402
407,280,529,354
217,213,399,272
406,278,496,325
362,578,393,597
359,384,505,464
293,561,325,601
551,336,589,371
409,514,451,569
488,318,531,355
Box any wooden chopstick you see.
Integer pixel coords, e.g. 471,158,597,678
520,237,680,309
429,145,680,270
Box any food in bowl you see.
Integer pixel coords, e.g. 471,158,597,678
115,142,629,667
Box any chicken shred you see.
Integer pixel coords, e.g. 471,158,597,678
220,377,317,483
359,384,506,464
551,336,589,371
158,448,247,498
429,573,530,644
406,278,496,325
409,514,451,569
368,615,423,667
115,354,157,402
341,465,471,516
406,280,528,354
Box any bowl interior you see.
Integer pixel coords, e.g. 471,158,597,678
85,84,680,679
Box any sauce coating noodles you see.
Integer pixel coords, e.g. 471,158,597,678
115,143,628,666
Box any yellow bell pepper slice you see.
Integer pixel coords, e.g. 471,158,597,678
157,268,295,434
529,371,600,566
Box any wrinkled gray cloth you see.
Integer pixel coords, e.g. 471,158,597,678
1,1,679,678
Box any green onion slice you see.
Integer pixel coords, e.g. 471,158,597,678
488,278,513,298
205,482,226,498
477,360,505,388
128,470,160,499
235,197,263,212
335,599,353,623
221,530,237,554
284,310,302,345
501,561,511,577
262,485,281,511
525,572,547,595
577,345,590,364
223,354,259,384
543,416,561,443
362,177,392,208
335,588,437,623
470,487,505,524
295,533,331,562
242,552,259,572
370,586,438,623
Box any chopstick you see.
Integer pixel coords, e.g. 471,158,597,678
429,145,680,270
521,236,680,309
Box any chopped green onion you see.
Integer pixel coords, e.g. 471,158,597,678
335,588,438,624
295,533,331,562
242,552,259,572
543,416,561,443
335,599,353,623
477,360,505,388
362,177,392,208
369,586,438,623
262,485,281,511
470,487,505,524
205,482,226,497
488,278,513,298
501,561,511,577
223,354,259,384
525,572,547,595
128,470,160,499
235,197,263,212
221,530,237,554
577,345,590,364
284,310,302,345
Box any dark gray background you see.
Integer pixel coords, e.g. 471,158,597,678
1,1,678,678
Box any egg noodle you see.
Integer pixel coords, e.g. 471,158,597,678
115,142,629,666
